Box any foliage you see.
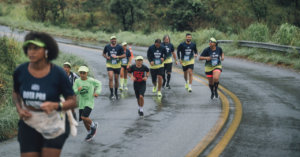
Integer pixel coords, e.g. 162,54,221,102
273,23,300,46
240,23,269,42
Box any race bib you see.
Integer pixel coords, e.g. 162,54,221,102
184,55,190,61
111,59,117,65
212,59,218,66
122,58,128,64
155,59,161,65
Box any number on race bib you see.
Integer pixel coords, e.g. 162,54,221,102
122,58,128,64
212,59,218,66
184,55,190,61
112,59,117,65
155,59,161,65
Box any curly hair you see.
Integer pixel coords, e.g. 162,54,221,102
23,32,59,61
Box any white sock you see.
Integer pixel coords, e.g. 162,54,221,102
139,106,141,110
88,130,91,134
140,107,143,112
189,84,192,88
185,80,188,83
90,122,95,127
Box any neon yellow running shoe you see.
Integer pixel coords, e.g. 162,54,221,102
188,87,192,92
157,91,162,97
152,86,157,93
185,81,189,89
119,87,123,91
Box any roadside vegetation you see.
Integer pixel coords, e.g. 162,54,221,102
0,34,92,141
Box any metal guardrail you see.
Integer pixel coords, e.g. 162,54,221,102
217,40,300,54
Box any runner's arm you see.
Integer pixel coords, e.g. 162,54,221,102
147,48,153,63
177,44,181,60
199,49,209,60
72,80,79,95
92,79,102,95
102,47,108,58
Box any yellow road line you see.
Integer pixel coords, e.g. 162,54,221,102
190,72,242,157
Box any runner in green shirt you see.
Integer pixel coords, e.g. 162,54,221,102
73,65,102,141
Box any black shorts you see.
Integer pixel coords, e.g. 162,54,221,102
121,65,128,69
205,68,222,77
150,67,164,83
107,67,121,74
182,64,194,71
18,116,70,153
79,106,92,121
164,63,172,73
134,85,146,98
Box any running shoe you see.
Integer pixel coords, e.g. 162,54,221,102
210,92,215,99
157,91,162,97
185,81,189,89
215,91,219,99
188,87,192,92
119,87,123,91
109,94,115,99
140,111,144,117
124,86,128,90
166,83,170,89
115,94,119,100
85,134,93,141
152,86,157,93
90,122,98,136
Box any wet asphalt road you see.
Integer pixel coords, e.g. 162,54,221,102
1,26,300,156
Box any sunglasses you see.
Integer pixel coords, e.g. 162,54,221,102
209,40,216,43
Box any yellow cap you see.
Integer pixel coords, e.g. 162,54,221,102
78,66,89,72
110,36,117,40
122,42,127,46
135,55,143,60
209,37,217,43
63,62,71,67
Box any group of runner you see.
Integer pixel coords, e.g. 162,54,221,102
12,31,224,156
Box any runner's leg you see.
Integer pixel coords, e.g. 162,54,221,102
114,73,119,98
21,153,40,157
120,67,124,88
41,148,61,157
124,69,128,88
188,68,193,85
157,75,163,91
108,71,114,95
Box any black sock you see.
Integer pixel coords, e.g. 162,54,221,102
115,88,118,94
162,73,166,85
167,74,171,84
110,88,113,94
214,82,219,91
209,85,214,94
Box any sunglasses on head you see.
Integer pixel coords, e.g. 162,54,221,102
209,40,216,43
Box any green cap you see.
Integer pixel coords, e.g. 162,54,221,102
23,39,46,47
209,37,217,43
135,55,143,60
122,42,127,46
63,62,72,67
78,66,89,72
110,36,117,40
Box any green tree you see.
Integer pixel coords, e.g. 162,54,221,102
26,0,52,22
109,0,146,31
82,0,102,27
246,0,267,22
167,0,208,31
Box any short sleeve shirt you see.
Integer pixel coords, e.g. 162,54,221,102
121,49,132,66
13,62,75,109
200,46,223,72
103,44,124,69
162,43,175,64
128,64,150,88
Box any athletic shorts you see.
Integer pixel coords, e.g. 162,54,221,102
79,106,92,121
164,63,172,73
182,64,194,71
121,65,128,69
18,116,70,153
205,68,222,77
107,67,121,74
150,67,164,83
134,85,146,99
